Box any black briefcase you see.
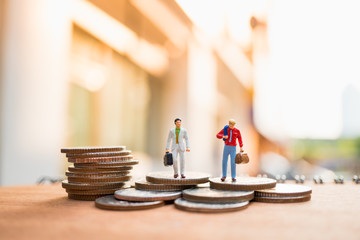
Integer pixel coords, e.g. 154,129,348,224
163,152,173,166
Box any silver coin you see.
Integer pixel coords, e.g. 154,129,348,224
254,195,311,203
95,195,164,210
183,187,254,203
135,179,195,191
114,188,182,201
255,184,312,197
174,198,249,213
210,177,277,191
146,172,210,185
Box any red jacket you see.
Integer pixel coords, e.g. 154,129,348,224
216,127,243,147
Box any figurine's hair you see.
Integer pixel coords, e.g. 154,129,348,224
174,118,182,123
229,119,236,125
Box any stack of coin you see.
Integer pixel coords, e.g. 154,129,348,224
174,176,276,213
95,171,210,211
175,187,253,213
61,146,138,200
254,184,312,203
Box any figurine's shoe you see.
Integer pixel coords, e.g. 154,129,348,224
232,178,236,182
181,174,186,179
174,174,178,178
221,177,226,182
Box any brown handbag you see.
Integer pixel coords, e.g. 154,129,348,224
235,152,249,164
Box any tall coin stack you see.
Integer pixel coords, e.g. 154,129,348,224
61,146,138,201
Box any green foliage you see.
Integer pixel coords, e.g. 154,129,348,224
291,138,360,162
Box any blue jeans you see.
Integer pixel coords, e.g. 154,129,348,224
222,145,236,178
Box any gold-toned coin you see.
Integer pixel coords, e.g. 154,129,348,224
65,171,130,178
68,194,109,201
68,155,134,163
68,165,133,172
66,187,127,195
74,159,139,167
61,146,126,154
66,150,131,159
67,175,131,183
62,180,127,190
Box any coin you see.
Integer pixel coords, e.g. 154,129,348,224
182,187,254,203
255,184,312,198
135,179,196,191
61,146,126,154
74,159,139,167
146,172,210,185
62,180,127,190
66,150,131,159
114,188,182,201
68,166,133,172
67,175,131,183
67,155,134,163
174,198,249,213
68,194,109,201
210,177,276,191
254,195,311,203
95,195,165,210
66,187,126,195
65,170,130,178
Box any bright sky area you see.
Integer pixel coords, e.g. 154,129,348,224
177,0,360,140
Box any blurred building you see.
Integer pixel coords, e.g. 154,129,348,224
0,0,266,185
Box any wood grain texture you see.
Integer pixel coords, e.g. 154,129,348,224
0,183,359,240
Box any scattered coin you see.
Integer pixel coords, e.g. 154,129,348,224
114,188,182,202
174,198,249,213
95,195,165,210
254,195,311,203
255,184,312,198
182,187,254,204
135,179,195,191
61,146,126,154
209,177,276,191
146,172,210,185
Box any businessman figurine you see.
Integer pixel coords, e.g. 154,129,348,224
166,118,190,178
216,119,243,182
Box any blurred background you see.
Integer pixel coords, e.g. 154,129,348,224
0,0,360,186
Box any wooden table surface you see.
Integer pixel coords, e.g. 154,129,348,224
0,182,359,240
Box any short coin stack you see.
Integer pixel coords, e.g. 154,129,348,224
254,184,312,203
173,176,277,213
61,146,138,200
95,171,210,210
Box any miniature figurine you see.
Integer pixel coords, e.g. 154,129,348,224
216,119,243,182
166,118,190,178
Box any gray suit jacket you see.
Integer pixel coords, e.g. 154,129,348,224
166,128,190,152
